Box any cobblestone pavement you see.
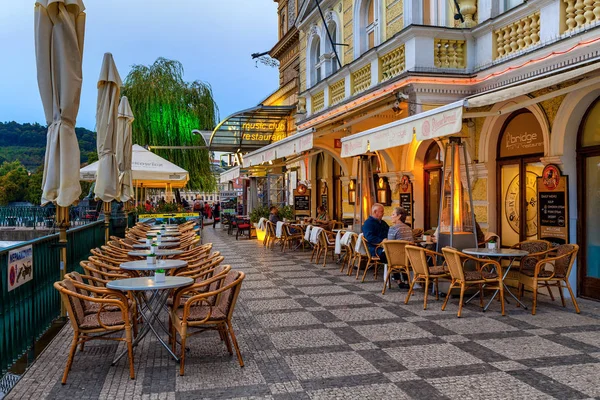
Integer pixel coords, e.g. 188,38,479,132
7,227,600,399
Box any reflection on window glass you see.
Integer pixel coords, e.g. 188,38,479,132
586,156,600,279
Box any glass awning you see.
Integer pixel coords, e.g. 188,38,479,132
208,105,296,152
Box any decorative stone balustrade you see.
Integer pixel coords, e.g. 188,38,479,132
351,64,372,95
329,79,345,106
433,39,466,69
562,0,600,32
379,45,406,81
494,12,540,59
312,90,325,113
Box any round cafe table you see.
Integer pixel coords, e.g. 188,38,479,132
462,247,529,311
128,249,184,257
107,276,193,363
132,242,179,249
137,237,179,243
120,259,187,271
146,231,182,237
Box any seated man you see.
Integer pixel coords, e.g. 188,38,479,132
362,203,389,262
269,206,280,224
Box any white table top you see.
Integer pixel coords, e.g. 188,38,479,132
152,224,179,228
146,231,181,236
107,276,193,291
137,237,179,243
462,248,529,257
128,249,184,257
120,259,187,271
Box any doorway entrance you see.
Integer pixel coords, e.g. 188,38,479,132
577,96,600,300
423,142,442,231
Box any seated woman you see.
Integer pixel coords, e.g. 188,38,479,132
387,207,413,241
308,205,333,230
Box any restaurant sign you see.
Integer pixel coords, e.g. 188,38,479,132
7,245,33,292
398,175,413,227
537,164,569,245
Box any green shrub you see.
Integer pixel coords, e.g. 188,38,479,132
249,205,270,223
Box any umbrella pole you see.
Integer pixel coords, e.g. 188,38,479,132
56,205,70,316
104,201,111,243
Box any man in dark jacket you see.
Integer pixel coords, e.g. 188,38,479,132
362,203,389,261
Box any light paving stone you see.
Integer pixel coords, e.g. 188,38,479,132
245,299,304,312
562,331,600,348
284,352,378,380
428,371,552,399
240,288,290,300
329,307,398,322
385,343,484,370
287,277,335,286
312,294,372,307
525,328,555,336
434,316,519,335
349,342,379,351
270,329,345,350
383,371,422,382
535,363,600,397
268,381,304,394
306,383,410,400
476,336,581,360
353,322,433,342
510,311,600,328
175,360,266,391
296,285,351,295
255,311,322,329
489,360,529,371
442,334,470,343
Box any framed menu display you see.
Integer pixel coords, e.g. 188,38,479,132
399,175,413,227
537,164,569,245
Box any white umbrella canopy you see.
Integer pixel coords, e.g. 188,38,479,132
94,52,122,202
34,0,86,206
116,96,134,202
80,145,189,188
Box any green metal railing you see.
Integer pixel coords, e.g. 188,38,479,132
0,206,99,229
0,220,106,374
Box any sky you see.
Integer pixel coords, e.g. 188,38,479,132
0,0,280,131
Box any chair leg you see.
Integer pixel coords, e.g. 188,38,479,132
498,283,505,316
441,280,455,311
423,278,430,310
227,320,244,368
405,275,418,304
382,269,390,295
457,283,466,318
220,325,233,354
531,279,538,315
478,284,484,308
434,279,440,301
62,332,79,384
361,262,371,283
545,281,556,301
355,257,363,280
125,327,135,380
322,249,328,267
556,281,566,307
565,280,581,314
179,326,187,376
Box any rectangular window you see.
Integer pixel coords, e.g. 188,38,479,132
368,31,375,50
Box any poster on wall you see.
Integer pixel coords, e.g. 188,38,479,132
537,164,569,245
294,184,310,217
399,175,413,227
8,245,33,292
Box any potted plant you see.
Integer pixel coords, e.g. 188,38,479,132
156,231,162,245
146,234,152,246
154,268,166,282
487,238,497,250
147,247,157,264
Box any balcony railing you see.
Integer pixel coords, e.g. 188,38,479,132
494,12,540,59
562,0,600,32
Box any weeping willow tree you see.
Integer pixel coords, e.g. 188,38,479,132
122,58,219,191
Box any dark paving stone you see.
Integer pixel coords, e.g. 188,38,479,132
295,297,321,308
416,362,498,379
463,330,534,341
412,320,456,336
452,341,509,363
272,392,311,400
507,369,589,399
374,337,444,349
542,334,600,353
330,327,369,344
277,344,353,356
519,353,599,369
310,310,342,323
300,372,390,391
281,287,305,296
175,384,271,399
358,349,407,373
395,379,449,400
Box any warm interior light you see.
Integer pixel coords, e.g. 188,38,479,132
378,178,384,189
362,195,368,222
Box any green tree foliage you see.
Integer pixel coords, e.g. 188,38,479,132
25,166,44,205
0,161,29,205
0,121,96,169
122,58,219,191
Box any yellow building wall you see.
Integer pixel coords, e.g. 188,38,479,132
386,0,404,39
299,29,307,92
343,0,354,64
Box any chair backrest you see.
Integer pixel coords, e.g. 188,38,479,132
360,235,373,258
405,245,429,277
382,240,410,267
551,244,579,278
266,221,276,237
54,280,86,328
216,270,245,319
354,233,367,255
512,239,551,254
441,247,465,281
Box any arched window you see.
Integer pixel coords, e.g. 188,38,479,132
325,21,339,76
354,0,380,57
309,35,322,86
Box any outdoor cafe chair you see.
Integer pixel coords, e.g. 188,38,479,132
518,244,580,315
281,223,304,252
177,243,213,261
381,240,411,295
509,240,554,297
404,245,451,308
170,270,245,376
316,229,336,267
236,216,254,240
54,278,136,383
353,235,383,282
264,221,277,249
340,232,358,275
174,254,225,280
81,261,131,284
441,247,505,317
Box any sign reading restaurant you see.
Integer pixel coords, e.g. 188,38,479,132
240,120,287,142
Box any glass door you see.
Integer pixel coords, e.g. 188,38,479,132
580,155,600,299
424,142,442,231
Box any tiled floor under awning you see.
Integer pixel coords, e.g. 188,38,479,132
6,227,600,399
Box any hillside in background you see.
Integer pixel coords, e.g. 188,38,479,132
0,121,97,170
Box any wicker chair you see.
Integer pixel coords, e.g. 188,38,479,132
264,221,277,249
441,247,505,317
355,235,382,282
281,223,304,252
404,245,451,308
509,240,554,298
316,230,336,266
340,233,358,275
170,270,245,376
518,244,580,315
381,240,411,294
54,278,135,384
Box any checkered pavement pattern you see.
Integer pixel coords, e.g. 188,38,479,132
6,227,600,399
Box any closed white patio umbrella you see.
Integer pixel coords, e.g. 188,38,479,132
95,52,122,242
116,96,134,203
35,0,85,206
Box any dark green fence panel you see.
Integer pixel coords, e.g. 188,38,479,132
0,220,107,374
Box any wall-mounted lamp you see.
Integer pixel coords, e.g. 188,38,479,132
348,179,356,204
376,176,391,206
297,183,308,195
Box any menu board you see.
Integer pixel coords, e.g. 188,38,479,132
294,188,311,217
399,175,413,227
537,164,569,245
321,195,328,208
